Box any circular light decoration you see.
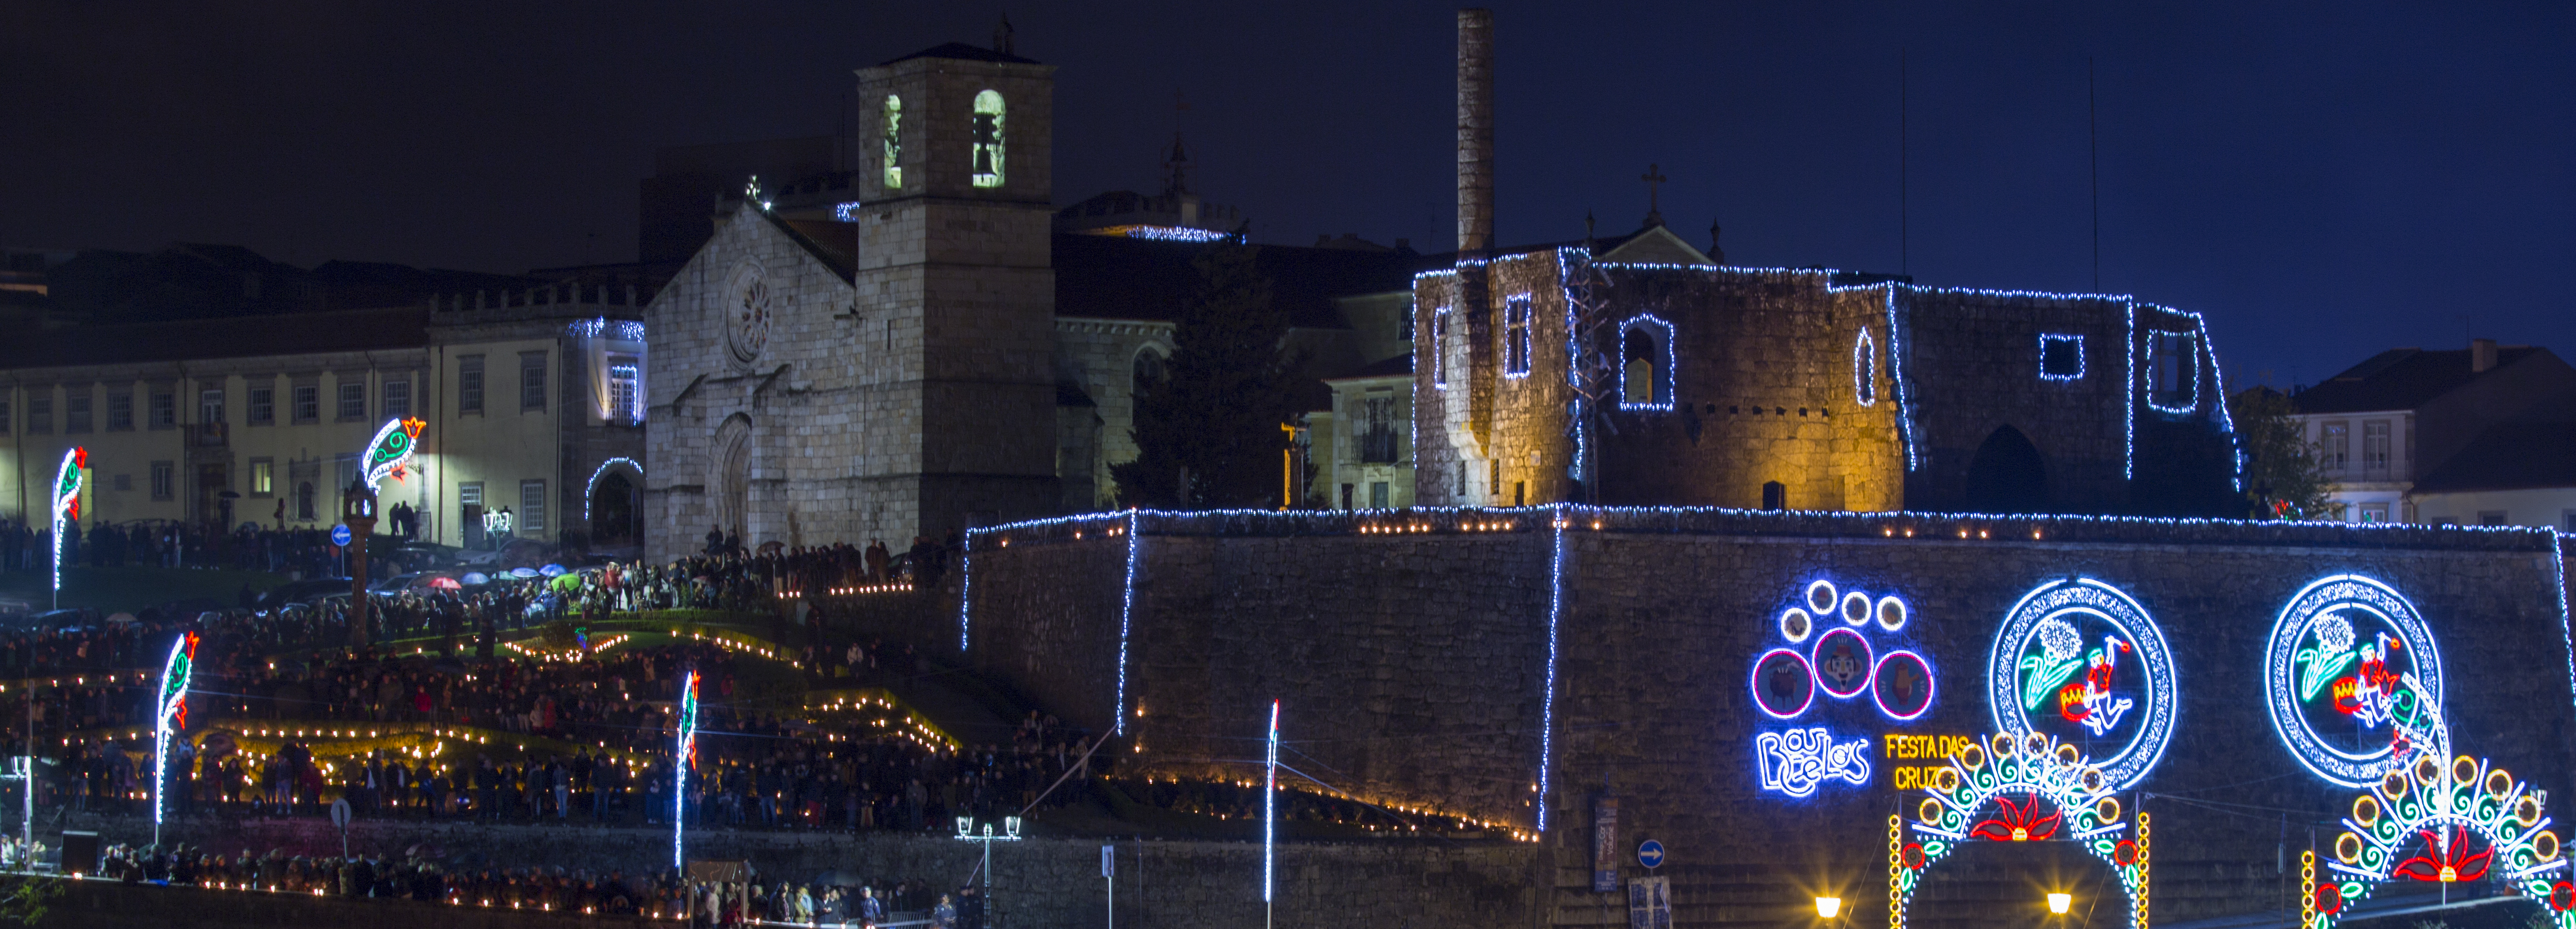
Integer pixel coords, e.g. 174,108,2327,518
1807,580,1838,614
1751,648,1816,720
1814,627,1875,700
1842,592,1873,626
1876,596,1909,633
2262,575,2445,788
1780,608,1814,644
1873,651,1935,720
1985,577,2177,790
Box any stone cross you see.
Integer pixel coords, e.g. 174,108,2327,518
1641,164,1668,227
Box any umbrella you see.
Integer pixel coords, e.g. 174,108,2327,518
103,612,136,625
538,564,567,577
425,577,462,590
460,572,489,585
510,567,539,579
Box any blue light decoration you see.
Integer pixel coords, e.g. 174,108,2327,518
1985,577,2177,790
1120,226,1232,243
584,457,644,521
1895,732,2150,929
360,417,426,491
566,318,647,342
1751,649,1817,720
673,669,699,870
1616,314,1675,410
1756,727,1871,797
1430,306,1452,390
1853,327,1879,406
2305,752,2571,929
49,447,82,603
1264,700,1279,904
834,201,864,222
1754,578,1928,725
1814,628,1875,699
1502,293,1534,379
1874,651,1937,722
2263,576,2445,788
2039,334,2086,381
1117,508,1140,735
151,631,198,843
1537,512,1565,831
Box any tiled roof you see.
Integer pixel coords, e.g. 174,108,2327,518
878,42,1040,67
2291,347,2550,414
775,217,858,279
2412,420,2576,493
0,306,431,370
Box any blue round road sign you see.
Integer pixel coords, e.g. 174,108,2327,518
1637,839,1665,869
331,524,353,546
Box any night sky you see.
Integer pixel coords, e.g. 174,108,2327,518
7,1,2570,390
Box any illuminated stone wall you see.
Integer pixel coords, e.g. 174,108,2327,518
961,509,2576,929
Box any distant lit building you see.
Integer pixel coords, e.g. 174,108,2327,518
2286,339,2576,523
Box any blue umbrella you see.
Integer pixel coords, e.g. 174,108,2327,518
460,572,490,586
510,567,540,579
538,564,567,577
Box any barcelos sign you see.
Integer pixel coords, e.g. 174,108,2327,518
2262,575,2444,788
1986,578,2177,790
1751,578,1936,799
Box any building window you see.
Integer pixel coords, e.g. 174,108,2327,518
2362,420,2391,473
459,355,485,413
2562,510,2576,534
65,390,90,434
1619,316,1674,408
1360,395,1401,464
2040,333,2084,380
1853,328,1878,405
108,391,133,431
520,479,548,535
2359,502,2392,523
383,378,410,419
150,461,174,501
338,381,366,420
296,481,316,521
26,394,49,434
2147,330,2196,411
459,482,483,509
1502,295,1533,377
293,385,319,424
1369,481,1389,508
149,391,174,429
1430,308,1452,389
2321,422,2350,471
1131,348,1165,396
882,94,903,189
1489,459,1501,500
1762,481,1786,511
606,361,639,422
334,453,360,494
200,389,224,424
520,352,548,411
249,386,275,425
250,458,275,497
2477,510,2508,526
1454,460,1467,497
970,90,1006,188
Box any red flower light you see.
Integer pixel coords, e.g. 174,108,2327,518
1970,795,2061,842
2315,882,2342,914
2392,826,2491,884
2551,881,2574,912
2114,840,2140,867
1901,843,1926,870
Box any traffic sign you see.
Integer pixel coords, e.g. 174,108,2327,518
1637,839,1665,869
331,524,353,547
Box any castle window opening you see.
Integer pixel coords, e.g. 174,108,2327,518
1431,308,1452,387
2147,329,2196,410
1620,316,1673,408
1854,327,1878,404
1762,481,1786,511
1503,295,1533,377
2040,333,2084,380
1513,481,1525,506
1489,459,1501,500
971,90,1006,188
1455,460,1467,496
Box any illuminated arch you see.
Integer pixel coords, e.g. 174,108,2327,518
1892,732,2151,929
585,457,645,521
1617,315,1672,409
2302,752,2570,928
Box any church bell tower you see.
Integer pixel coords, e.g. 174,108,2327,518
851,42,1060,536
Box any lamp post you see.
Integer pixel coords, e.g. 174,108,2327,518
342,479,377,647
1813,896,1843,925
955,815,1021,927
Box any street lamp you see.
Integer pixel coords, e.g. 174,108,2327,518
2048,892,2073,915
1814,896,1842,920
956,815,1021,924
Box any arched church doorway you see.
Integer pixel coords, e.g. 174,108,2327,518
1964,425,2048,513
710,414,753,540
590,472,640,546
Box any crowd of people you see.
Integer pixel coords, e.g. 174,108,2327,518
0,518,352,579
80,840,985,927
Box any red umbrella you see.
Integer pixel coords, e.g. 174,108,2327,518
425,576,463,590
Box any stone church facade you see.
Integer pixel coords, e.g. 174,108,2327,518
643,44,1063,559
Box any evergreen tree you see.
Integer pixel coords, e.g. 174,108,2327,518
2229,386,2333,519
1112,242,1299,508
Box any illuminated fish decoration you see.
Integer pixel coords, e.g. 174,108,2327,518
362,417,427,490
51,447,86,521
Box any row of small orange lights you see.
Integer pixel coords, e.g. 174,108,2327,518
804,697,954,753
1362,518,1519,534
677,630,799,668
777,581,916,598
995,522,1127,548
1132,773,1534,842
501,633,631,662
1534,516,2044,541
0,670,147,694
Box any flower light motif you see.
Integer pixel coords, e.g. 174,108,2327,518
2393,825,2493,884
1971,795,2062,842
2039,619,2083,664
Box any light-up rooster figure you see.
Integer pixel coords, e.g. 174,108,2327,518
152,631,199,845
49,447,84,607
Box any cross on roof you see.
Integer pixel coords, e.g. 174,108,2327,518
1641,164,1668,228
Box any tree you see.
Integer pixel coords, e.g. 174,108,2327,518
0,873,61,925
2229,386,2333,520
1113,242,1300,508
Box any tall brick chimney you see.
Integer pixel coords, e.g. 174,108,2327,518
1456,8,1494,257
2471,337,2498,373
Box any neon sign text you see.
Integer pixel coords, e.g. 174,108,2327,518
1756,727,1871,798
